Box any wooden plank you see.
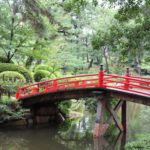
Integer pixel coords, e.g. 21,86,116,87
106,103,123,132
107,100,124,123
122,101,127,133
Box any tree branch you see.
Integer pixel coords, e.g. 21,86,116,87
0,47,8,57
9,37,28,61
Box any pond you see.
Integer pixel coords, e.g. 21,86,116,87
0,102,150,150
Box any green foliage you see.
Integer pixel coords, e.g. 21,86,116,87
70,100,85,113
0,71,26,82
0,71,26,94
0,96,16,105
0,0,35,63
0,56,13,63
63,0,98,13
126,135,150,150
85,98,97,113
34,64,50,72
63,0,88,13
58,101,72,115
0,82,23,95
34,70,50,82
33,63,62,81
0,63,32,82
0,96,25,123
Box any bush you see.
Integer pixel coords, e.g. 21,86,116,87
126,135,150,150
0,63,33,82
34,70,50,82
58,101,72,115
0,71,26,82
0,96,16,105
53,72,62,78
0,71,26,94
34,64,49,72
0,96,25,123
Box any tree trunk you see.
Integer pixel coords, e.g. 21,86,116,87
103,46,109,73
134,56,141,75
88,59,93,69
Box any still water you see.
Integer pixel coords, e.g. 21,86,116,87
0,103,150,150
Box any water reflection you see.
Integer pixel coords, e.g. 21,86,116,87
93,133,127,150
0,103,149,150
0,125,70,150
55,115,127,150
0,116,127,150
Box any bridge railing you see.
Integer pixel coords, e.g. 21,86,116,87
16,68,150,99
16,73,99,99
103,73,150,96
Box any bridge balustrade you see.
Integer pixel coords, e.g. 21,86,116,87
16,68,150,99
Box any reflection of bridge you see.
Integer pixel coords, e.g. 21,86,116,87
16,65,150,137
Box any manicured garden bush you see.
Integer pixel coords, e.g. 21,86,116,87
0,71,26,82
34,70,50,82
34,64,50,72
0,63,33,82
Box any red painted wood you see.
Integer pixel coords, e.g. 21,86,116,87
16,71,150,99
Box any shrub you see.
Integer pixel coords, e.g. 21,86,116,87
0,71,26,94
58,101,72,115
49,73,57,79
0,96,25,123
0,63,33,82
0,96,16,105
34,64,49,72
126,135,150,150
34,70,50,82
53,72,62,77
0,71,26,82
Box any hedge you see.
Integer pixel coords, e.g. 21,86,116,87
0,71,26,82
34,70,50,82
0,63,33,82
34,64,49,72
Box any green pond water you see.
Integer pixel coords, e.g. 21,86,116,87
0,103,150,150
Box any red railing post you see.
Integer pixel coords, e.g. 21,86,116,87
124,68,130,90
82,80,86,88
99,65,104,87
33,86,39,94
53,80,58,91
15,87,20,99
44,81,49,92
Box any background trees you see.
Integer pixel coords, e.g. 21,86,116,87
0,1,150,147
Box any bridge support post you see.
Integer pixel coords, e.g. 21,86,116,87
93,91,128,137
93,98,109,138
106,99,128,133
122,101,127,133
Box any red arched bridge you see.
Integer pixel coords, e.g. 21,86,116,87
16,67,150,104
15,66,150,137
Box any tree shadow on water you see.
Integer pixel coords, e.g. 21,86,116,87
93,133,127,150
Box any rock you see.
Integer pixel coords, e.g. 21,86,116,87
35,116,50,124
5,119,27,126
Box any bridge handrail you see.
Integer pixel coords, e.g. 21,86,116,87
19,73,98,89
104,74,150,84
130,75,150,80
104,79,150,89
16,69,150,99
